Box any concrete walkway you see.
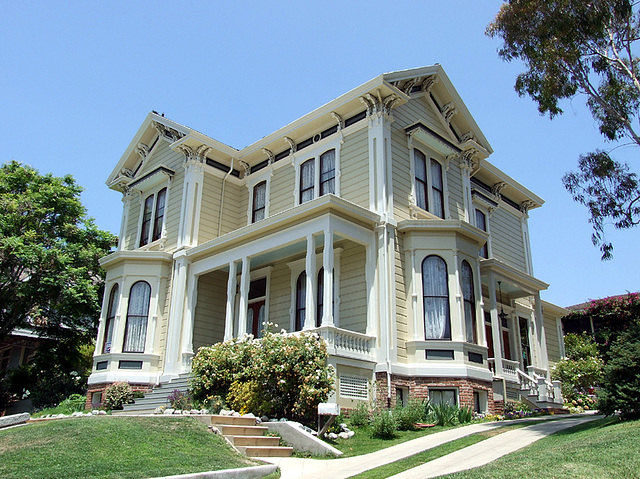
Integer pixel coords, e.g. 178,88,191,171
262,414,600,479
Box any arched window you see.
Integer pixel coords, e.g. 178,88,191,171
152,187,167,241
300,159,315,203
431,159,444,219
252,181,267,223
475,209,488,258
139,194,154,247
102,284,119,354
295,272,306,331
319,149,336,196
123,281,151,353
461,260,477,344
414,149,428,210
422,255,451,340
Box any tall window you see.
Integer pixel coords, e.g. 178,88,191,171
123,281,151,353
414,149,428,210
140,187,167,247
319,149,336,196
300,159,315,204
316,268,324,328
102,284,119,354
475,209,488,258
252,181,266,223
422,255,451,340
461,260,477,344
295,272,307,331
431,159,444,218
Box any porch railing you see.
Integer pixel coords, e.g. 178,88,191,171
315,326,376,362
488,358,519,383
517,368,562,404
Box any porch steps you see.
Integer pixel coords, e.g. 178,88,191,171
202,415,293,458
116,375,191,414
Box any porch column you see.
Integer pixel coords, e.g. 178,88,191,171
179,272,198,372
533,293,550,374
453,250,465,341
304,234,317,330
488,273,504,376
224,261,237,341
365,237,377,336
321,228,335,327
163,252,189,379
238,257,251,336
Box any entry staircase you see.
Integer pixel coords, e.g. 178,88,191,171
516,368,564,410
117,375,190,414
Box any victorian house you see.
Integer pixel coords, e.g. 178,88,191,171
87,65,566,412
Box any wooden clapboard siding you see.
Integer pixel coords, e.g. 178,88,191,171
394,95,451,140
391,126,412,221
163,168,183,249
269,164,295,216
544,316,563,365
339,242,367,334
123,198,141,250
446,156,465,221
395,233,408,360
490,206,527,271
192,270,226,351
219,181,248,236
198,173,223,244
340,128,369,208
268,262,292,332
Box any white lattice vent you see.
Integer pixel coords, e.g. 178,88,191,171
339,375,368,400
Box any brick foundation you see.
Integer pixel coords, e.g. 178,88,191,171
375,373,499,413
85,382,153,410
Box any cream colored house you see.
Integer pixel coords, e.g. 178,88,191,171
88,65,566,413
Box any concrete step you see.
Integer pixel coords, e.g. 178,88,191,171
210,415,258,427
230,435,281,447
237,446,293,457
221,425,268,436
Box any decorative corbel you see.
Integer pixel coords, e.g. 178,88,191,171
196,145,212,163
460,148,480,176
283,137,297,156
446,152,460,171
382,94,400,115
262,148,275,165
239,160,251,176
520,200,537,214
401,78,418,95
441,102,457,124
154,122,185,142
120,167,134,178
460,131,475,143
330,111,344,130
492,181,508,200
177,145,196,162
420,74,438,93
136,142,149,160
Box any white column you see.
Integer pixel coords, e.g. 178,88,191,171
453,251,465,341
409,249,421,340
321,229,334,327
304,234,317,330
365,239,377,336
238,257,250,336
180,272,198,371
534,293,550,374
224,261,237,341
178,158,205,248
488,273,503,376
163,254,189,379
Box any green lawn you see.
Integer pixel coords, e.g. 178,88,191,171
0,416,260,479
439,417,640,479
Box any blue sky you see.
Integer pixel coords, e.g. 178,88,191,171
1,1,637,307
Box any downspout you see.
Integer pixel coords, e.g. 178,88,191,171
218,159,234,237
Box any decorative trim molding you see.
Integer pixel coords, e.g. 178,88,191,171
154,122,185,142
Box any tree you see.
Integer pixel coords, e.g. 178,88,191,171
552,333,603,401
0,160,116,341
487,0,640,259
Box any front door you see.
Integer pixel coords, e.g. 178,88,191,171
247,300,265,338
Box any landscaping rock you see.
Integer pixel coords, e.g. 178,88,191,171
0,412,30,429
97,410,106,415
189,409,200,415
327,432,338,439
163,408,175,415
181,410,190,415
199,409,209,415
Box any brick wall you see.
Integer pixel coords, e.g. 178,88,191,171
85,382,152,410
375,373,498,413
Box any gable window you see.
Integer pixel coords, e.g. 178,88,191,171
475,209,488,258
139,187,167,247
123,281,151,353
422,255,451,340
252,181,266,223
461,260,477,344
102,284,119,354
413,149,445,219
297,148,338,204
295,272,307,331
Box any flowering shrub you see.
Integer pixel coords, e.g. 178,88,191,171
552,333,603,401
103,381,133,410
227,380,271,415
190,325,334,424
167,389,192,410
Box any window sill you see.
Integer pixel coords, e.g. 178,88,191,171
409,204,443,220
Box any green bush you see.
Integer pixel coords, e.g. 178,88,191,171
348,401,372,428
598,319,640,419
371,410,397,439
457,406,473,423
430,402,458,426
58,393,87,414
103,381,133,410
190,327,334,424
394,399,426,431
552,333,603,401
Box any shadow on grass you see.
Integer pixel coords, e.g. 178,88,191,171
550,416,619,438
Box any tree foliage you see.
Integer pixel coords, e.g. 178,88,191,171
552,333,603,400
0,161,117,341
487,0,640,259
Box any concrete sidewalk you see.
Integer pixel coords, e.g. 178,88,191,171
262,414,600,479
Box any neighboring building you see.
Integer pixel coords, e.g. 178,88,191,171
88,65,564,412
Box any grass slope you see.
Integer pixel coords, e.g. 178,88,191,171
0,416,259,479
440,417,640,479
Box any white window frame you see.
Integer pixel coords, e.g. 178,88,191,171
428,388,458,406
410,146,450,219
473,204,492,258
234,266,272,337
246,170,272,224
137,181,171,249
293,137,342,206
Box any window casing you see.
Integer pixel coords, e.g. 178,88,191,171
429,389,457,406
297,148,337,205
475,208,488,258
295,272,307,331
139,187,167,247
422,255,451,340
300,159,315,204
252,181,266,223
123,281,151,353
461,260,477,344
102,284,119,354
412,148,445,219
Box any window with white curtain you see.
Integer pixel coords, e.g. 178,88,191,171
414,149,428,210
422,255,451,340
461,260,477,344
252,181,266,223
475,208,488,258
413,149,445,218
300,159,315,204
152,188,167,241
430,160,444,219
319,149,336,196
123,281,151,353
102,284,119,354
299,148,336,204
139,187,167,247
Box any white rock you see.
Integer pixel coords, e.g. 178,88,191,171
219,409,232,416
91,410,100,415
338,432,350,439
327,432,338,439
200,409,209,415
71,412,83,417
163,408,175,415
98,410,107,415
189,409,199,415
346,430,355,438
181,410,190,415
232,411,240,417
242,413,256,418
173,409,182,415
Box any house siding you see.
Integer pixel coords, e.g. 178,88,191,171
490,206,527,271
338,242,367,334
268,262,292,332
269,164,295,217
340,128,369,208
198,173,223,244
192,270,226,351
395,232,408,361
